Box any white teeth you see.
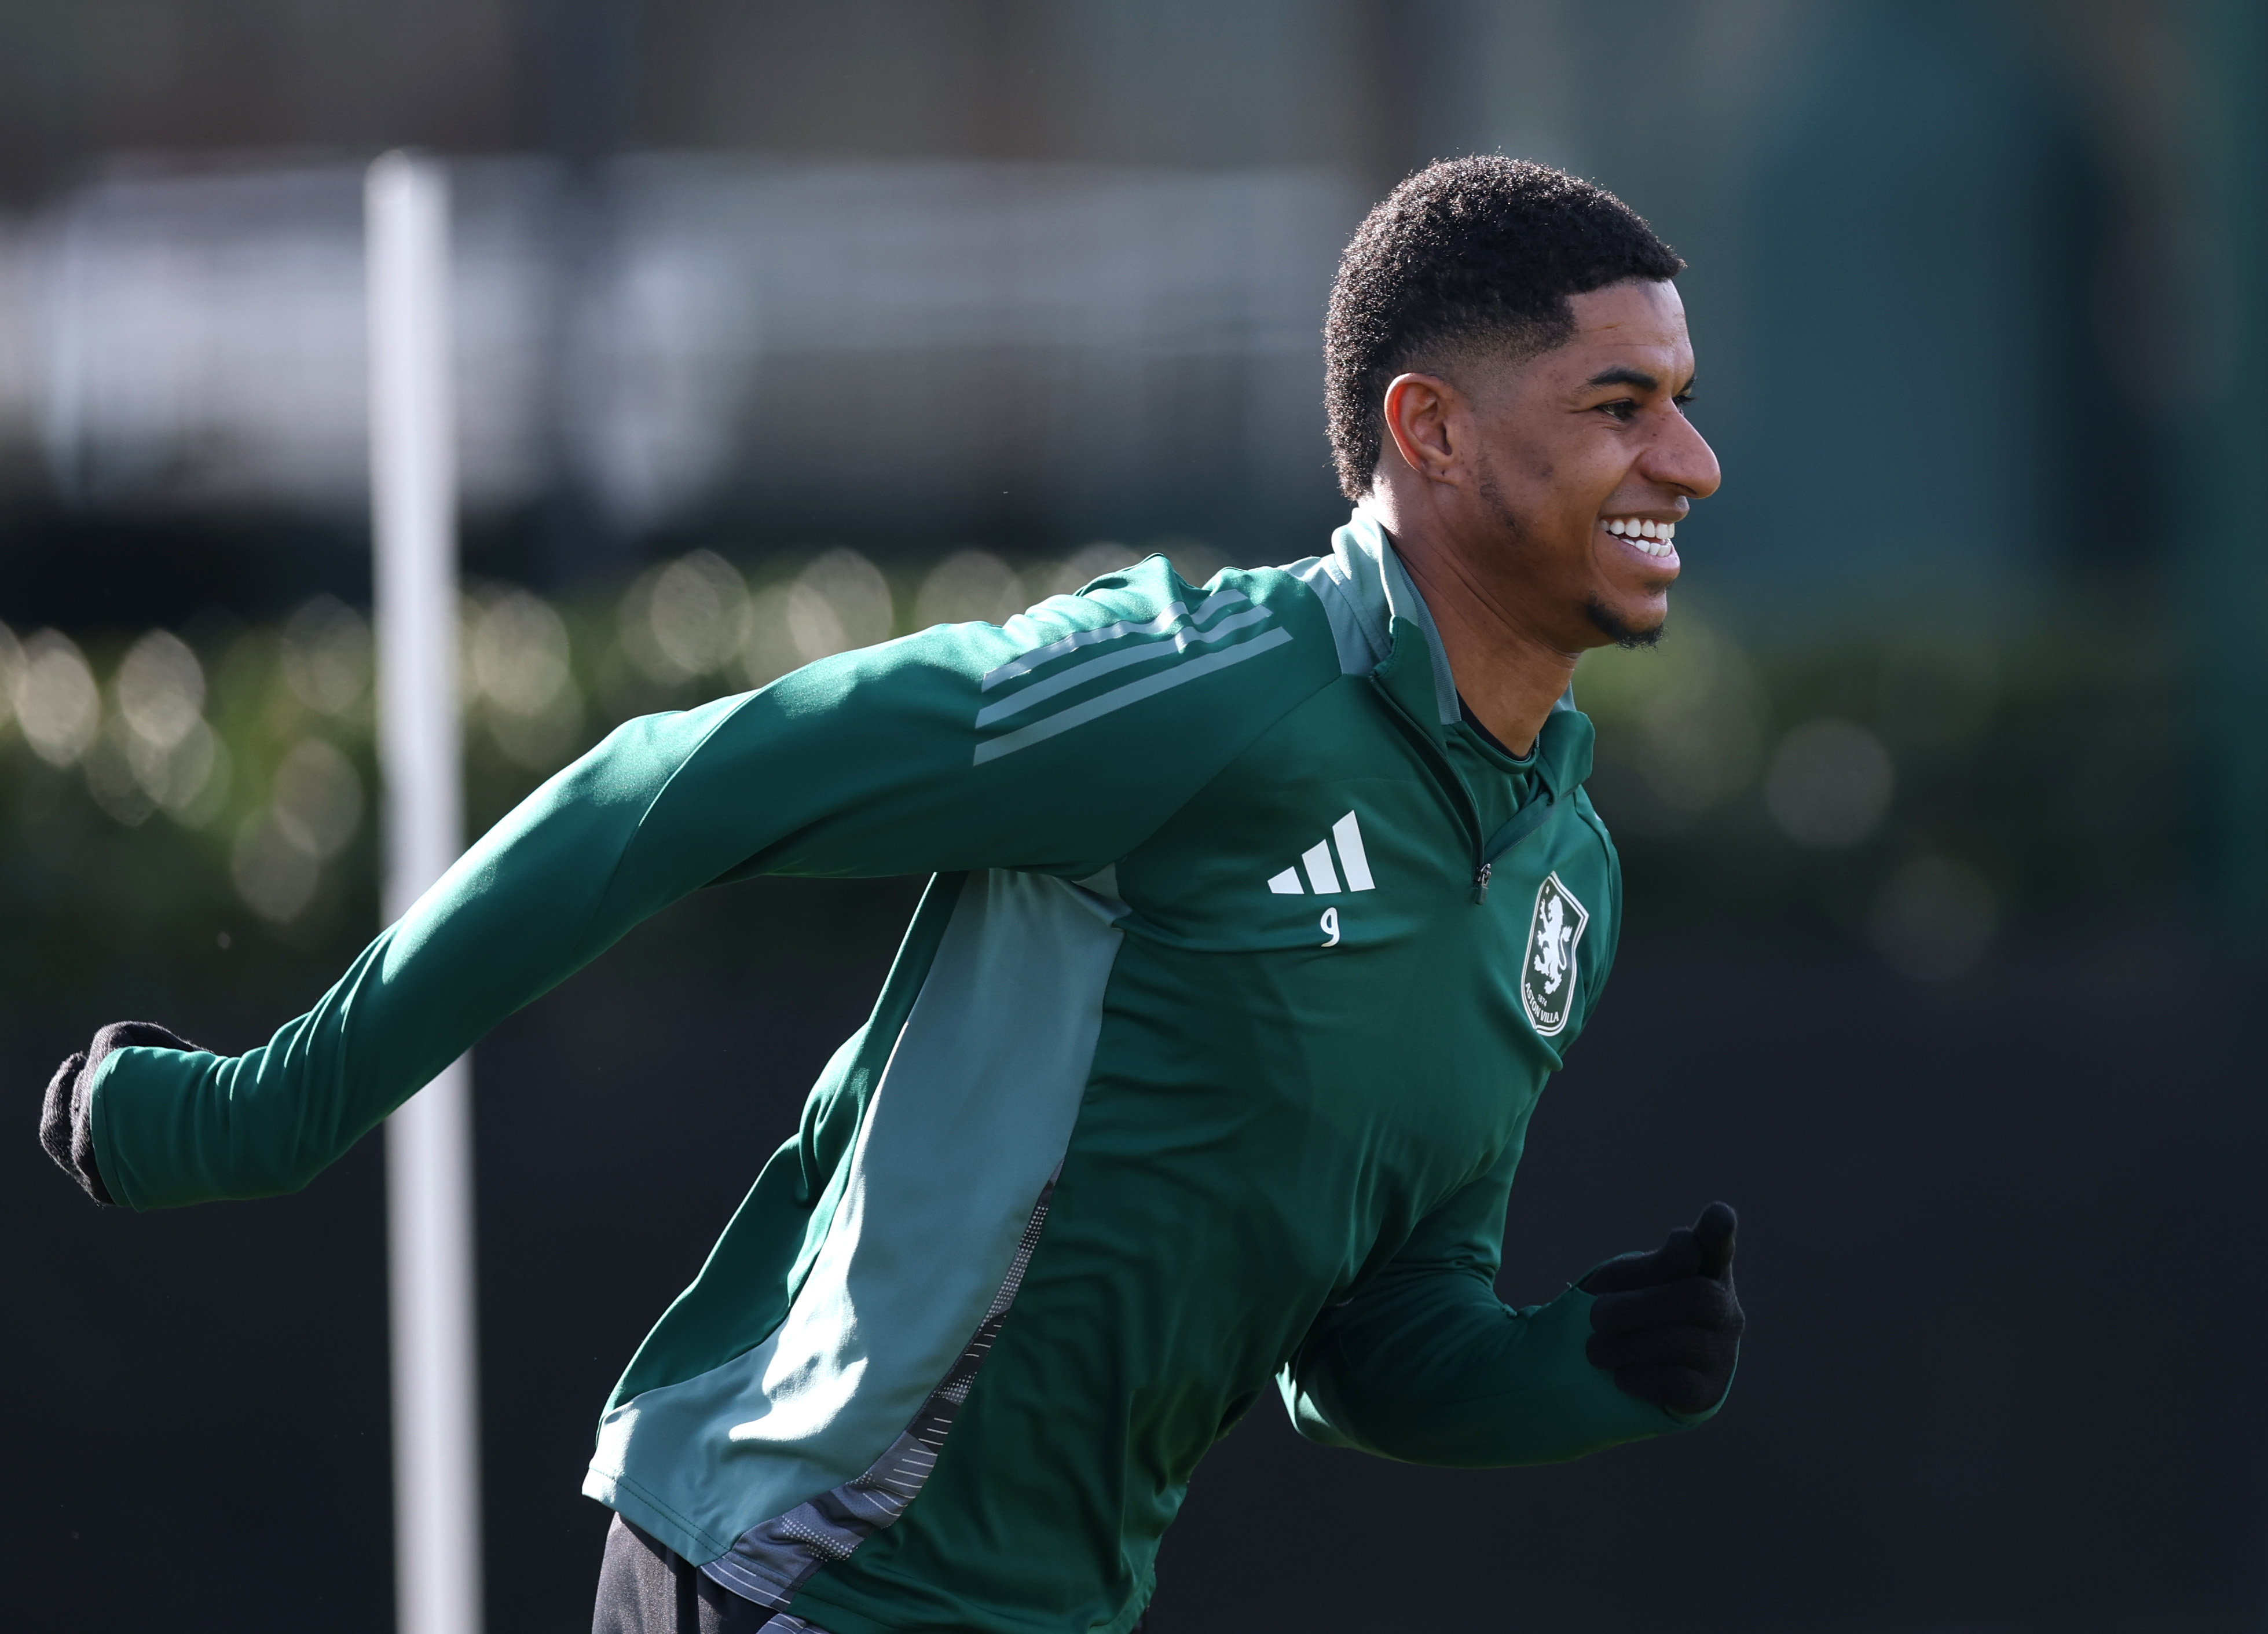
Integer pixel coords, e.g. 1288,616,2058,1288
1605,517,1681,554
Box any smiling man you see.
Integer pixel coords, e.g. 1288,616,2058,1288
43,157,1741,1634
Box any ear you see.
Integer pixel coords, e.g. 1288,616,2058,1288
1381,372,1463,485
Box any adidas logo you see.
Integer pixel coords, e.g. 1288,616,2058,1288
1266,811,1376,896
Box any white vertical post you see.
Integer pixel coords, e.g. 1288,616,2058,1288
367,149,483,1634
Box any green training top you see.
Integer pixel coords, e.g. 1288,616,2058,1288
88,512,1728,1634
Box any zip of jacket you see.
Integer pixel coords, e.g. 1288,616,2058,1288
1365,646,1558,906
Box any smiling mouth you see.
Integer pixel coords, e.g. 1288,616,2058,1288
1602,517,1677,559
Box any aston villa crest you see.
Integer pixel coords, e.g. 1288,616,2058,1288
1520,873,1590,1037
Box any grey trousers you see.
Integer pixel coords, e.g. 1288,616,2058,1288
590,1512,1152,1633
592,1515,797,1633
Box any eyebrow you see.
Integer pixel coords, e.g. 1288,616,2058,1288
1586,366,1662,391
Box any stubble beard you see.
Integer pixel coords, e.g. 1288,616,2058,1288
1585,597,1667,650
1476,455,1668,652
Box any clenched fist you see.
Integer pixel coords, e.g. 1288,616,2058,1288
39,1020,207,1206
1581,1201,1744,1416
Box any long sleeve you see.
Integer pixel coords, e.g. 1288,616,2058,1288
90,562,1336,1211
1277,1138,1719,1468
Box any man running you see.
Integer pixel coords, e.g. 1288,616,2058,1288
43,156,1741,1633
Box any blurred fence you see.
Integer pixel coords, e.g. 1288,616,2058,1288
0,156,1357,538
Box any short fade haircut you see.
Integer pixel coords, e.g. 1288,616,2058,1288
1324,156,1684,501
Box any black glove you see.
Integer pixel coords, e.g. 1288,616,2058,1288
39,1021,207,1207
1581,1201,1744,1416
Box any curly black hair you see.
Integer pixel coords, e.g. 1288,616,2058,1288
1324,157,1684,501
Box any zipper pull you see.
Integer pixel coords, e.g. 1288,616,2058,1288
1471,861,1491,904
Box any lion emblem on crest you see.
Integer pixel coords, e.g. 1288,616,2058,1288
1519,873,1591,1037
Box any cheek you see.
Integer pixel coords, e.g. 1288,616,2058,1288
1535,446,1624,525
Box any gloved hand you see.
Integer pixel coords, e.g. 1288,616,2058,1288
39,1021,207,1206
1581,1201,1744,1416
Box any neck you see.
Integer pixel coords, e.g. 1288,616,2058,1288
1380,512,1578,759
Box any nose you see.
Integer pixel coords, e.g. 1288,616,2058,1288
1644,405,1722,500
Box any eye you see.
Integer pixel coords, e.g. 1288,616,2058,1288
1595,398,1637,422
1673,390,1698,414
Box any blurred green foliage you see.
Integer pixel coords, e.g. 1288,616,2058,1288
1580,574,2180,970
0,545,2182,1015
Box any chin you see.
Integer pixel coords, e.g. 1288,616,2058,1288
1584,595,1669,649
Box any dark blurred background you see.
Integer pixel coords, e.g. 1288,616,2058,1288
4,2,2265,1630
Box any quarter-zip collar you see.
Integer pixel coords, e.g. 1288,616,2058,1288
1291,506,1582,734
1292,508,1595,903
1289,507,1589,790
